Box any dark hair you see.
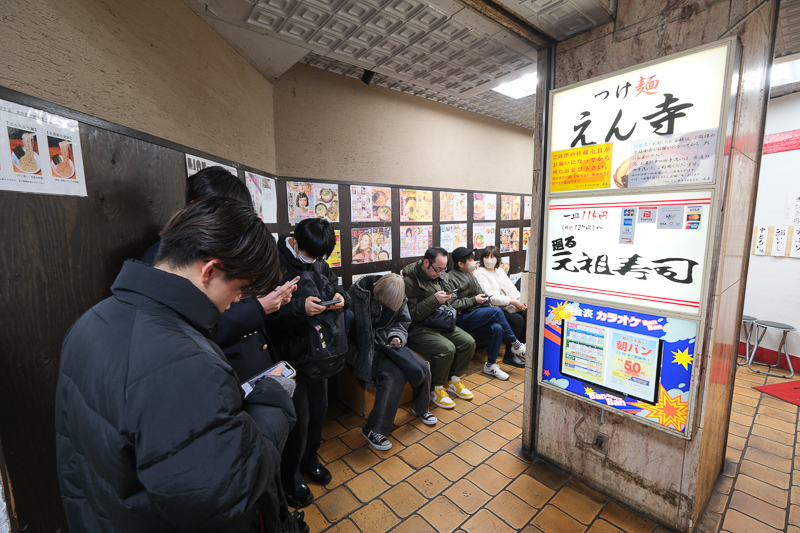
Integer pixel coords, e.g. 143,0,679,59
422,247,448,265
455,252,475,267
295,192,309,207
481,246,501,263
155,197,279,296
294,218,335,259
185,166,250,206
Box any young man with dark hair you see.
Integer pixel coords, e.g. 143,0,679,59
449,247,526,380
403,247,476,409
271,217,350,507
185,165,252,205
56,198,298,532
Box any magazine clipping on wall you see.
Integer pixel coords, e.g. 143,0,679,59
326,230,341,268
351,185,392,222
352,227,392,264
440,192,468,221
500,256,510,273
245,171,278,224
440,223,468,252
472,222,496,249
0,98,87,196
500,228,520,253
185,154,238,178
287,181,339,224
400,189,433,222
400,225,433,258
524,196,532,220
501,195,521,220
473,193,497,221
523,226,532,270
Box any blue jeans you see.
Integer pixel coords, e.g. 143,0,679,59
367,347,431,435
456,307,517,364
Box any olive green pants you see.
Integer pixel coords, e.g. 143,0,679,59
407,325,476,388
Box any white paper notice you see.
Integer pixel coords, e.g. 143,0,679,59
754,226,767,255
772,225,788,257
0,98,87,196
245,171,278,224
790,226,800,258
185,154,237,177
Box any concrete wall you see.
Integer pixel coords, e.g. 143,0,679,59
273,64,535,194
0,0,277,173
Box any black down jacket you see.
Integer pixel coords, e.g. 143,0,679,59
346,275,411,387
55,260,297,533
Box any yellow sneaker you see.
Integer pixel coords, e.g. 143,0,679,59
431,388,455,409
444,380,474,400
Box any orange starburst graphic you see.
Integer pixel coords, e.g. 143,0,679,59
629,385,688,432
548,301,577,324
543,370,551,377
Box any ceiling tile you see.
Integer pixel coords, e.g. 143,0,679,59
337,0,379,24
277,19,317,41
257,0,300,17
384,0,428,20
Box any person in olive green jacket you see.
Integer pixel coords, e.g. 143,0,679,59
402,247,476,409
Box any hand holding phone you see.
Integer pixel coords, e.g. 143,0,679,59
241,361,297,397
317,298,342,307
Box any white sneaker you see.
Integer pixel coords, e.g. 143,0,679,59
431,389,455,408
511,342,526,357
483,362,509,381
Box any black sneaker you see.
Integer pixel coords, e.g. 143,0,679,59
361,427,392,451
412,409,438,426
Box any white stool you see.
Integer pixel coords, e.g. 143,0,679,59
747,320,795,378
738,315,758,366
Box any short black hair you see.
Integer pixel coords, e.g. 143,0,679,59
455,252,475,267
294,218,335,259
185,166,250,206
423,247,448,265
155,197,279,297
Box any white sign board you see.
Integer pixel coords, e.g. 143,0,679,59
185,154,237,177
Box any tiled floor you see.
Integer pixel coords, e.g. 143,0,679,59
303,349,800,532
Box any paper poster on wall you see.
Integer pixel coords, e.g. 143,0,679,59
549,43,731,193
544,191,712,314
786,192,800,225
440,192,468,221
523,226,532,271
440,223,468,252
400,189,433,222
287,181,339,223
326,230,341,268
791,226,800,258
473,193,497,220
352,227,392,264
753,226,767,255
351,185,392,222
501,195,521,220
541,297,697,434
524,196,532,220
400,225,433,258
185,154,237,178
500,227,520,252
500,256,510,273
0,98,87,196
245,171,278,224
472,222,496,249
772,225,788,257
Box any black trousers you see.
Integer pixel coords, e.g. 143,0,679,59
280,373,327,492
503,309,527,349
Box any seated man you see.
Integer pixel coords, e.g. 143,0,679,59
56,198,297,532
448,247,526,381
403,247,476,409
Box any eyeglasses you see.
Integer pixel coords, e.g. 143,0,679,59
430,264,446,273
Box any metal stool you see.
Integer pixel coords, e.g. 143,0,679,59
747,320,795,378
738,315,758,366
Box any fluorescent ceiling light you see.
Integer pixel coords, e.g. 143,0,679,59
492,73,538,99
771,58,800,87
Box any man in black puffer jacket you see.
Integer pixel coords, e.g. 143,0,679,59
55,198,298,532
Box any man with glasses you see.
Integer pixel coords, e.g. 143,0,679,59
403,247,476,409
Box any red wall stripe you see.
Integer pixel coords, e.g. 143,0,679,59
763,129,800,154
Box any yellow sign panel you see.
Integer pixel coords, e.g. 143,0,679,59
550,143,613,192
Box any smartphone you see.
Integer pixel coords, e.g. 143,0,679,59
241,361,297,396
446,288,459,295
317,298,342,307
286,278,299,287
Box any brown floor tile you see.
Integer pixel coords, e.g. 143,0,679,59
489,395,520,412
527,461,570,490
302,504,330,532
586,519,624,532
726,446,743,464
732,392,760,406
326,518,360,533
465,464,511,496
417,495,469,532
410,417,442,434
743,446,793,473
696,509,722,533
393,407,416,427
419,432,458,455
316,485,361,523
532,504,587,533
486,490,537,529
755,414,796,434
734,475,789,507
346,470,390,503
760,395,798,414
728,421,750,438
469,390,492,406
503,409,524,427
715,474,734,495
381,482,427,518
444,478,491,514
733,385,761,399
322,419,347,440
749,434,794,459
739,459,791,489
433,405,463,423
349,499,400,533
392,423,426,446
319,438,352,463
758,404,799,424
789,526,800,533
728,490,786,529
502,437,525,456
458,412,492,432
730,411,755,427
407,466,452,499
439,421,475,443
478,382,506,398
396,443,436,470
323,458,358,489
471,428,509,452
706,491,729,514
565,479,609,505
793,486,800,505
461,509,516,533
342,446,382,474
507,473,555,508
791,504,800,526
430,453,472,482
502,388,525,403
451,398,477,414
473,403,506,422
551,486,603,524
487,450,532,478
488,418,523,440
721,509,782,533
373,455,414,485
727,434,747,450
599,501,654,533
451,440,492,466
722,458,738,478
338,411,367,430
731,401,757,417
752,423,796,446
340,427,368,450
391,514,437,533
